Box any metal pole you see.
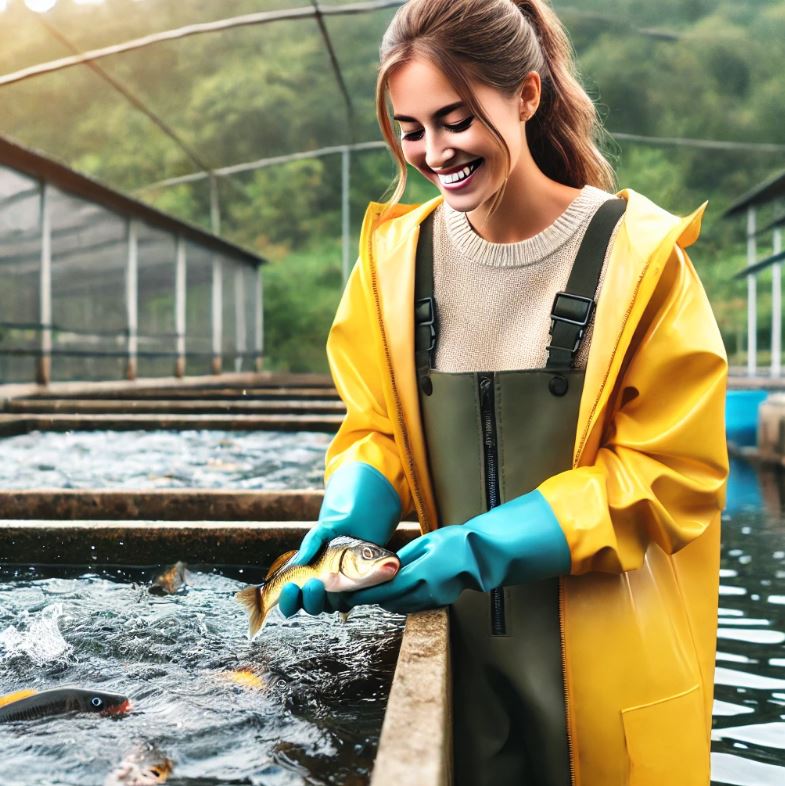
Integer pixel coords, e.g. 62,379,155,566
342,146,350,285
234,266,246,372
37,181,51,386
747,207,757,377
211,255,222,375
209,175,221,235
126,219,138,381
774,225,783,378
255,266,264,372
175,236,186,378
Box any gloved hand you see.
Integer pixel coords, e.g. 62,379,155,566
278,461,401,618
338,489,571,614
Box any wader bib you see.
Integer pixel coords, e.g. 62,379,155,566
414,199,626,786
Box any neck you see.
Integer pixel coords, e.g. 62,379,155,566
467,141,582,244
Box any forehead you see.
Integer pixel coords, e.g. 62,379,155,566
388,58,463,118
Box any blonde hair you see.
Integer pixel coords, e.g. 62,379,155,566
376,0,616,216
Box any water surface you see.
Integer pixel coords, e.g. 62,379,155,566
0,566,403,786
0,430,331,490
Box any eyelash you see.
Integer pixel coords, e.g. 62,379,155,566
401,116,474,142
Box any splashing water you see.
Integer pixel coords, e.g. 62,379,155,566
0,567,403,785
0,603,73,666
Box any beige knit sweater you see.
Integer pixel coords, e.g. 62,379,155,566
431,185,622,372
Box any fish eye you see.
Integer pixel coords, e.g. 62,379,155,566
91,696,103,707
362,547,374,560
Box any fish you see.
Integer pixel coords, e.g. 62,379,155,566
148,562,189,595
218,667,266,691
235,536,400,638
0,687,131,722
104,745,173,785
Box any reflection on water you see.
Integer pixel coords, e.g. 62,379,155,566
0,567,403,786
711,457,785,785
0,430,332,490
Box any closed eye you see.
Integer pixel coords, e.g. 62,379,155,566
401,116,474,142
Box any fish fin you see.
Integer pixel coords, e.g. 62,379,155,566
339,611,350,624
235,585,271,639
0,689,37,708
265,550,298,580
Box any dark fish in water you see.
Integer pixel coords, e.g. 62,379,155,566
236,536,400,638
149,562,189,595
104,745,173,785
0,687,131,722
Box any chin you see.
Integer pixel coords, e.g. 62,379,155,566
441,191,487,213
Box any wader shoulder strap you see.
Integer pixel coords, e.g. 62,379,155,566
546,197,627,369
414,212,436,391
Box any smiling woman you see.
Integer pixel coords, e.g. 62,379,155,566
277,2,728,786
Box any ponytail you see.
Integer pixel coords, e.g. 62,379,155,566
512,0,616,193
376,0,616,216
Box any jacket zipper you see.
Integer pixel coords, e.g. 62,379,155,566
479,372,506,635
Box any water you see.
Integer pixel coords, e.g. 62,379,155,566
0,431,332,490
711,458,785,785
0,566,403,786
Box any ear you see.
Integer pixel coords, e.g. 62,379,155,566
519,70,541,121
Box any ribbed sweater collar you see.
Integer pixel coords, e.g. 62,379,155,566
442,185,604,268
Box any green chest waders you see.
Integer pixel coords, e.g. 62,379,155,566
414,199,626,786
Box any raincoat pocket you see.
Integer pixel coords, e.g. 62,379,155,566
622,683,709,786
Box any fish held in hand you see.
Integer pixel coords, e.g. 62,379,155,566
148,561,189,595
0,687,131,722
236,537,400,638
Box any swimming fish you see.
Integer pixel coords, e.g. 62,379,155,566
236,537,400,638
0,687,131,722
104,745,173,785
148,562,189,595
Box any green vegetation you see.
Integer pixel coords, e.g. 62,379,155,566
1,0,784,371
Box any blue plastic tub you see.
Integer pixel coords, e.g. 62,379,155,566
726,389,768,447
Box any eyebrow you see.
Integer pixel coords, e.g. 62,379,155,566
393,101,466,123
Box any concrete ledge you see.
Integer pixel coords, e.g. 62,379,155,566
0,372,334,401
0,413,343,436
0,489,325,521
0,520,421,566
371,608,452,786
5,399,342,413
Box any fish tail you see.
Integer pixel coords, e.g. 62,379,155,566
235,585,270,639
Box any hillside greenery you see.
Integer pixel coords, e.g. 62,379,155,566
1,0,784,372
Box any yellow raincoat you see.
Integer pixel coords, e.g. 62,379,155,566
325,188,728,785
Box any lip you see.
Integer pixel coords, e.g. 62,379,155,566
430,159,481,176
437,158,483,192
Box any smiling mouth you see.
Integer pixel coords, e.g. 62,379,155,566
435,158,483,186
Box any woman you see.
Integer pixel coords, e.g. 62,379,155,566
279,1,728,784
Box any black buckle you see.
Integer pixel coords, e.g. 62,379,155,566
415,296,436,354
549,292,594,331
547,292,595,358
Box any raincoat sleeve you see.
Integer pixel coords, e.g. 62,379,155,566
538,243,728,574
322,258,414,516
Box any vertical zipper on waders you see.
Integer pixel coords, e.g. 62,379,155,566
479,372,506,635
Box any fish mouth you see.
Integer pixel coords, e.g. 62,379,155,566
104,698,132,715
378,560,399,576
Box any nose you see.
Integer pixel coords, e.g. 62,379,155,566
425,133,456,172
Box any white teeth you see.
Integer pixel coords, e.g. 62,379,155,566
438,160,480,185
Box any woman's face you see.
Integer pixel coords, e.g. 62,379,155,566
388,57,535,213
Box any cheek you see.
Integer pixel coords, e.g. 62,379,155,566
401,141,426,168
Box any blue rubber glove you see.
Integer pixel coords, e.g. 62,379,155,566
278,461,401,618
339,490,571,614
